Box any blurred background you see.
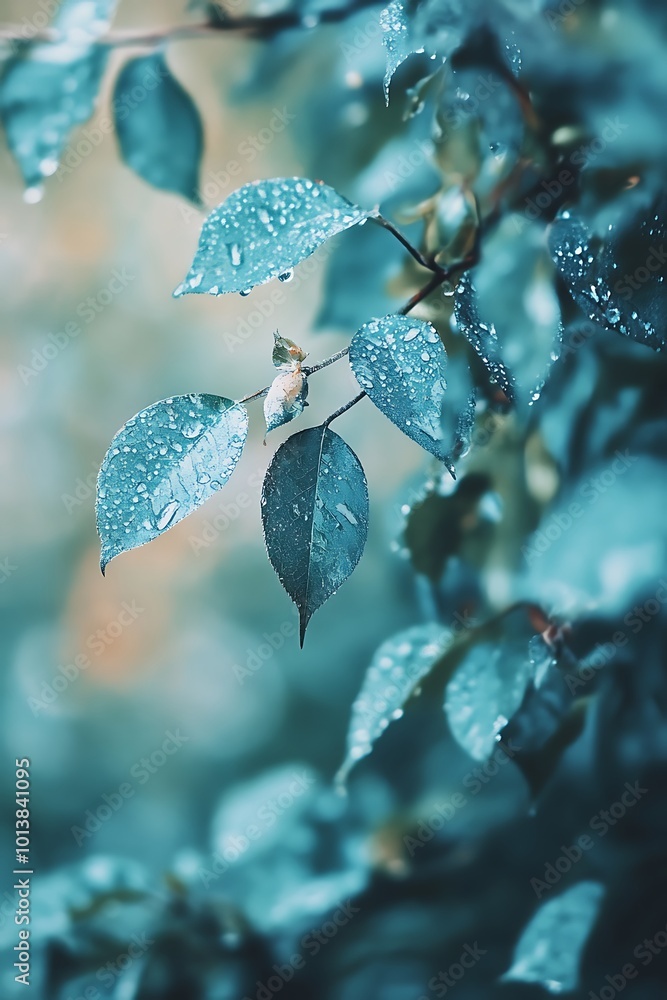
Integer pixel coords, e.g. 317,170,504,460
1,0,667,998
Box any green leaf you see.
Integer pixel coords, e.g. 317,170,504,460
96,394,248,573
261,425,369,645
336,624,454,786
263,369,309,437
0,1,118,192
173,178,373,298
444,639,535,761
113,52,203,204
348,315,456,469
501,882,604,993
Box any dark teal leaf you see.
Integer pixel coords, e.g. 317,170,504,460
348,315,456,469
173,178,373,298
0,1,117,192
263,369,309,437
501,882,604,993
96,394,248,573
113,52,203,204
261,425,369,645
444,639,534,760
550,200,667,352
336,624,454,786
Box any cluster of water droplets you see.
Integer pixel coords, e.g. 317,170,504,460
336,623,452,785
550,208,665,351
173,178,371,298
96,393,247,571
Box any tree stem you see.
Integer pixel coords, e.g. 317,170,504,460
323,391,367,427
371,215,446,276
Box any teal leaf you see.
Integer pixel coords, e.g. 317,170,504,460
113,52,203,204
96,394,248,573
501,882,604,994
0,1,118,192
173,178,373,297
348,315,456,469
261,425,369,645
336,624,454,786
380,0,414,106
549,201,667,352
453,272,516,402
444,640,535,761
263,369,309,437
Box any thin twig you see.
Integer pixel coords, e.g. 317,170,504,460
302,346,349,376
323,390,367,427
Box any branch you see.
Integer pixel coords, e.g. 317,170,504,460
0,0,381,47
323,390,367,427
371,215,447,276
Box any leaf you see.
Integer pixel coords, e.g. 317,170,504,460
444,639,535,761
380,0,415,106
261,425,369,645
403,472,493,581
348,315,457,469
0,1,118,192
501,882,604,993
263,369,309,437
272,332,308,370
173,178,373,298
336,622,454,784
549,201,667,352
113,52,203,204
96,394,248,573
336,624,454,786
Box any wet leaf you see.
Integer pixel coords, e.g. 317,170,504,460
261,425,369,645
272,332,308,370
113,51,203,204
501,881,604,993
96,394,248,572
380,0,415,106
453,272,516,401
550,202,667,352
444,639,534,760
336,624,454,785
263,369,309,437
0,1,117,192
349,315,456,470
173,178,372,297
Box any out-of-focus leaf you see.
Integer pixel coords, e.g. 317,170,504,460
336,624,454,785
403,472,493,581
380,0,465,106
272,332,308,369
263,369,309,437
349,315,457,470
261,425,369,644
0,1,118,192
113,52,203,203
444,639,534,760
174,178,373,297
550,201,667,352
96,394,248,572
501,881,605,993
